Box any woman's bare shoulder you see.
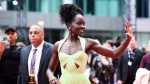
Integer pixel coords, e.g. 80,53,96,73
85,38,101,53
53,39,66,49
86,38,100,46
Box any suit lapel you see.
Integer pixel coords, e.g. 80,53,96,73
24,45,31,75
38,42,50,72
124,50,129,66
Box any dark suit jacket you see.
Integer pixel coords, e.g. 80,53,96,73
17,42,53,84
117,48,146,84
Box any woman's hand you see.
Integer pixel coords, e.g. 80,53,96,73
49,78,61,84
125,21,133,40
46,69,61,84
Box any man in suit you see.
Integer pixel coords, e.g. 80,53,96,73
0,26,22,84
117,36,146,84
17,24,53,84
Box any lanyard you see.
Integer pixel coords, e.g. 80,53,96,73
128,49,136,59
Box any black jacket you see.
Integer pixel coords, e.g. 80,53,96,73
117,49,146,84
0,45,21,84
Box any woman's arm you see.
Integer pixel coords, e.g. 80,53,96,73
86,21,133,58
46,41,60,83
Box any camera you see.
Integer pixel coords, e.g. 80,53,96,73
3,36,10,49
3,36,10,44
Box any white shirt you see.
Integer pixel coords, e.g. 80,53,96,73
28,41,44,84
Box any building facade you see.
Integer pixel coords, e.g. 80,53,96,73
0,0,150,47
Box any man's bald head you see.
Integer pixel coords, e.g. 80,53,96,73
29,24,44,48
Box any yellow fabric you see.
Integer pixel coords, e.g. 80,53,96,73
58,37,91,84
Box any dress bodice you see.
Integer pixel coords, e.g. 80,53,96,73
59,51,88,74
57,37,91,84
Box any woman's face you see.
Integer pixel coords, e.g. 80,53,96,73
69,14,85,36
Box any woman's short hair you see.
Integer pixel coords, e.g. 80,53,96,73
59,4,83,25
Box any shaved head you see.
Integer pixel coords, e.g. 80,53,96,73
29,24,44,48
30,24,44,33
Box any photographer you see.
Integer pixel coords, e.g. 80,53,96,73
0,26,22,84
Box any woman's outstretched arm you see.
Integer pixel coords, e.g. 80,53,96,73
86,21,133,58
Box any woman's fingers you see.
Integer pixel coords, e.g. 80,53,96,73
124,21,133,40
49,78,60,84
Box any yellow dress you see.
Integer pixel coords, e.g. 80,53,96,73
58,37,91,84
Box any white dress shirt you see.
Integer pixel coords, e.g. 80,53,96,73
28,41,44,84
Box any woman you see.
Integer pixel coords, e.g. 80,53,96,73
46,3,133,84
140,40,150,70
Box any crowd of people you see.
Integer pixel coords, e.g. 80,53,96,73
0,3,149,84
87,36,150,84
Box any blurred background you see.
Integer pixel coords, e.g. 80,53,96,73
0,0,150,48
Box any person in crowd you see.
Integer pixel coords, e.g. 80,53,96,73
90,41,115,84
117,36,146,84
89,51,102,84
146,40,150,53
114,36,122,48
133,40,150,84
113,36,123,84
0,26,22,84
113,36,123,70
16,42,26,48
140,40,150,70
17,24,54,84
138,46,146,53
101,41,115,84
46,3,133,84
89,39,102,84
133,68,150,84
88,39,101,68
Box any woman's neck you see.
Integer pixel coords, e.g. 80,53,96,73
68,33,78,42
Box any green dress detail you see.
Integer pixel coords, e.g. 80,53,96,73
58,37,91,84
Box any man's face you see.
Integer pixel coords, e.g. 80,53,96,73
129,37,137,50
5,30,17,45
28,25,44,47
